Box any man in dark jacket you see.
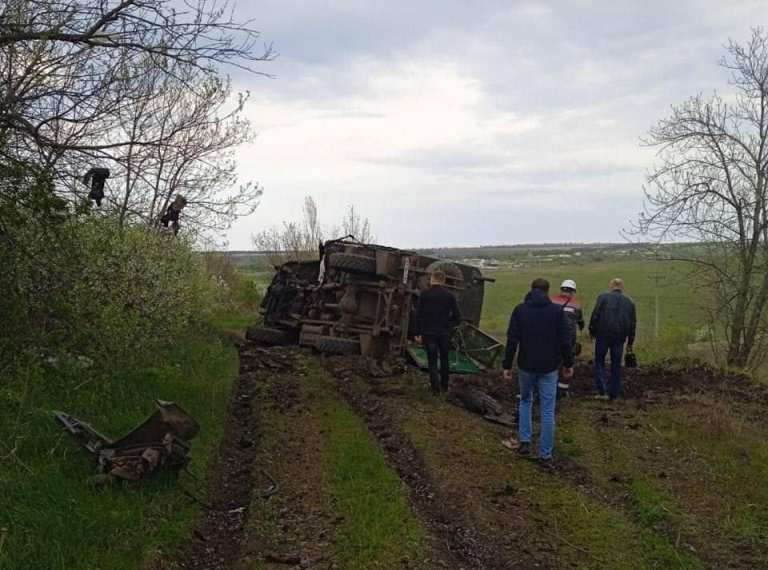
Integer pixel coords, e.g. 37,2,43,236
502,278,574,465
415,270,461,395
589,278,637,400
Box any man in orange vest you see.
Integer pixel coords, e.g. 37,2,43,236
550,279,584,393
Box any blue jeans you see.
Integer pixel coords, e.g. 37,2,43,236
594,337,625,399
518,369,558,459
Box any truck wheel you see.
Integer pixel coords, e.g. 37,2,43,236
424,260,464,283
245,326,296,346
315,335,360,355
327,252,377,274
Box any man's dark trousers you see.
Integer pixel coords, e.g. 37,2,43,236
594,336,624,399
424,333,450,393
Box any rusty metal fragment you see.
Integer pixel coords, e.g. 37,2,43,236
54,400,199,482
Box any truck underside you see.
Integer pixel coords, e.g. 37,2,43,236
248,238,502,369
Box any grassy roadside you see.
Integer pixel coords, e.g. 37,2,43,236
0,330,238,570
387,368,768,569
244,357,426,569
388,372,710,570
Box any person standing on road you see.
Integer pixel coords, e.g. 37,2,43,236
415,270,462,395
589,278,637,401
550,279,584,394
501,278,574,467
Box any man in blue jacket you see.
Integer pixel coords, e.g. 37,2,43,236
502,278,574,467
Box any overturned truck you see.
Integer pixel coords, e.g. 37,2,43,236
248,238,503,369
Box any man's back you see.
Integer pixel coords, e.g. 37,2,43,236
417,285,461,335
590,290,636,341
503,289,573,373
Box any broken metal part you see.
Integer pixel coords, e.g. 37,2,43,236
54,400,199,482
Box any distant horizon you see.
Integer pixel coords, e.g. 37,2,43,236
221,240,695,255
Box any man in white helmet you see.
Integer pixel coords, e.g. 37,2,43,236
550,279,584,393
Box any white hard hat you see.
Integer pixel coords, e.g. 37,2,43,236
561,279,577,291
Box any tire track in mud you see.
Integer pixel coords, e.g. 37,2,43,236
152,342,285,570
328,365,545,570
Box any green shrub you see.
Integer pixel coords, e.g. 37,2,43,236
202,252,263,313
641,324,696,361
0,191,217,369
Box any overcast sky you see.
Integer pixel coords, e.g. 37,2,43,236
225,0,765,250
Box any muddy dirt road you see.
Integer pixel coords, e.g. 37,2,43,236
151,343,292,569
158,344,768,569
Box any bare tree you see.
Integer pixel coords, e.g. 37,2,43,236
335,204,375,243
107,58,261,232
0,0,272,230
642,28,768,368
253,196,324,265
253,197,375,266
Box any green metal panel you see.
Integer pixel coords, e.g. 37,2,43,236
406,346,483,374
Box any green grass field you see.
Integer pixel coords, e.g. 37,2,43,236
480,260,704,361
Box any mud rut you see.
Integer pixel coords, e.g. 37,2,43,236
156,344,768,569
327,363,540,570
153,341,282,570
155,342,542,569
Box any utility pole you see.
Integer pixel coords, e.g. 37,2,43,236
647,270,666,340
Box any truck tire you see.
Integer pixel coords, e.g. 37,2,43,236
315,335,360,355
245,326,296,346
327,252,377,275
425,260,464,283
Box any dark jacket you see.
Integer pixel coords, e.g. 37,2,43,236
589,290,637,344
550,293,584,345
416,285,461,336
502,289,574,373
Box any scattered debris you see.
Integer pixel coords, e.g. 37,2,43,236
54,400,199,482
160,194,188,235
446,383,516,427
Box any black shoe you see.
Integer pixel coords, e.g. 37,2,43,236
517,442,531,456
538,457,555,471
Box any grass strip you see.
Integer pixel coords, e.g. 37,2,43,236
323,393,426,568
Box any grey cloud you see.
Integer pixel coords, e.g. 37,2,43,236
225,0,767,249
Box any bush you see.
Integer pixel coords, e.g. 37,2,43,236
0,195,217,369
202,252,263,312
642,324,696,361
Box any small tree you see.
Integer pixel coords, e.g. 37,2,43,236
253,197,375,266
253,196,325,265
335,205,375,243
642,28,768,368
